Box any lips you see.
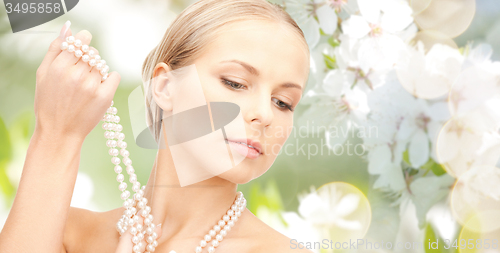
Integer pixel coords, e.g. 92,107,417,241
225,138,263,159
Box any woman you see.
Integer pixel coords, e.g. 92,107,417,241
0,0,312,252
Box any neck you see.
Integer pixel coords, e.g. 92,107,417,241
142,142,239,240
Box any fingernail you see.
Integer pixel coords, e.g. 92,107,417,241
59,20,71,40
158,223,162,228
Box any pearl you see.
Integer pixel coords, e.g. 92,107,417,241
129,174,137,183
142,198,149,205
123,201,131,209
144,218,152,225
127,165,135,174
112,157,121,165
142,185,146,191
81,44,89,52
216,234,223,241
137,232,144,241
74,39,82,47
131,207,137,214
153,240,158,247
132,184,140,192
209,229,216,237
196,246,202,253
147,235,154,243
132,245,140,253
212,240,219,247
119,182,127,191
231,215,238,222
116,174,124,182
151,232,158,239
223,215,229,222
121,191,130,200
123,157,132,165
128,218,135,226
133,215,140,224
213,225,221,232
89,59,97,67
146,227,154,235
66,36,75,44
67,45,75,52
228,220,234,227
120,228,126,235
208,246,215,253
147,244,155,252
227,210,234,216
218,220,225,227
82,54,90,63
60,41,68,50
137,223,143,231
102,73,108,81
231,204,238,211
96,62,104,70
204,234,211,242
112,107,118,115
100,65,110,75
130,227,138,235
88,50,95,57
114,165,122,173
111,140,118,147
119,141,127,149
200,240,207,247
145,205,151,212
114,116,121,123
224,225,231,231
100,59,107,66
94,55,101,61
121,149,130,157
109,148,119,156
235,210,241,217
137,201,145,209
220,229,227,237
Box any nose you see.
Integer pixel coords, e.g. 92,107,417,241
244,94,273,128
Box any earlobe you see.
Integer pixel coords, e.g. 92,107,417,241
152,62,173,112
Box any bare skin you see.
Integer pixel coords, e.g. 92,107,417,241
0,18,314,253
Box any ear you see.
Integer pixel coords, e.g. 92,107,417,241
152,62,173,113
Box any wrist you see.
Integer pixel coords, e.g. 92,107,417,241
31,127,85,149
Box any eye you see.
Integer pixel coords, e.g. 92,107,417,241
272,97,294,112
221,78,246,90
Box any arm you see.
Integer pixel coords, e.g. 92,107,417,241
0,130,83,252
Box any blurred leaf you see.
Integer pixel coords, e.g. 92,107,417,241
323,53,336,70
0,115,15,201
328,37,340,48
248,179,284,214
421,158,447,176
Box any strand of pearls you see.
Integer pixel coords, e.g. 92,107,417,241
102,101,159,253
60,35,110,81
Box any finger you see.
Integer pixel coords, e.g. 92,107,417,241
57,30,93,66
88,46,102,74
114,225,134,253
97,71,121,104
37,21,72,77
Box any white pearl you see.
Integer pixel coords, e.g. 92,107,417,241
123,157,132,165
213,225,221,232
100,59,107,66
144,218,152,225
96,62,104,70
239,206,245,212
89,59,97,66
218,220,225,227
127,165,135,174
231,215,238,222
94,55,101,61
200,240,207,247
119,182,127,191
142,198,149,205
228,220,234,227
131,207,137,215
137,223,143,231
141,209,149,217
81,44,89,52
208,246,215,253
224,225,231,231
116,174,124,182
111,140,117,147
132,184,140,192
119,141,127,149
121,149,129,157
151,232,157,239
236,210,241,217
108,131,116,139
142,185,146,191
216,234,223,241
227,210,234,216
132,245,140,253
114,165,122,173
112,107,118,115
88,50,95,57
115,123,123,132
101,73,109,81
129,174,137,183
100,65,110,75
121,191,130,200
120,228,126,235
146,227,154,235
74,39,82,47
66,36,75,44
112,157,121,165
106,140,112,147
220,229,227,237
153,240,158,247
204,234,211,242
222,215,229,222
133,215,140,224
137,242,144,249
231,204,238,211
82,54,90,63
123,201,131,209
137,201,145,209
60,41,68,50
128,218,135,226
146,235,154,243
109,148,119,156
137,232,144,241
212,240,219,247
147,244,155,252
67,45,75,52
114,116,121,123
145,205,151,212
209,229,216,237
106,114,113,121
130,227,138,235
196,246,202,253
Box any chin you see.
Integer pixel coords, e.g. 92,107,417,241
217,159,272,184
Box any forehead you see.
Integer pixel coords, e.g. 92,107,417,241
195,19,310,87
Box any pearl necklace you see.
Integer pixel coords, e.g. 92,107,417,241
101,101,247,253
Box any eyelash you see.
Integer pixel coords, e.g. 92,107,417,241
220,78,294,112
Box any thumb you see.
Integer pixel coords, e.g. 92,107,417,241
114,225,134,253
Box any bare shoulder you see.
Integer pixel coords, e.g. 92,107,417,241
63,206,124,253
238,209,314,253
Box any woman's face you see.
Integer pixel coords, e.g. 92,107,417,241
157,19,310,184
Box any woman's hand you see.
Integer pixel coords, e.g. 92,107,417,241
34,22,120,142
115,216,163,253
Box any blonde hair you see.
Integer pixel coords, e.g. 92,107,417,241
142,0,309,144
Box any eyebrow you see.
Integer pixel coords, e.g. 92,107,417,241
219,59,303,91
